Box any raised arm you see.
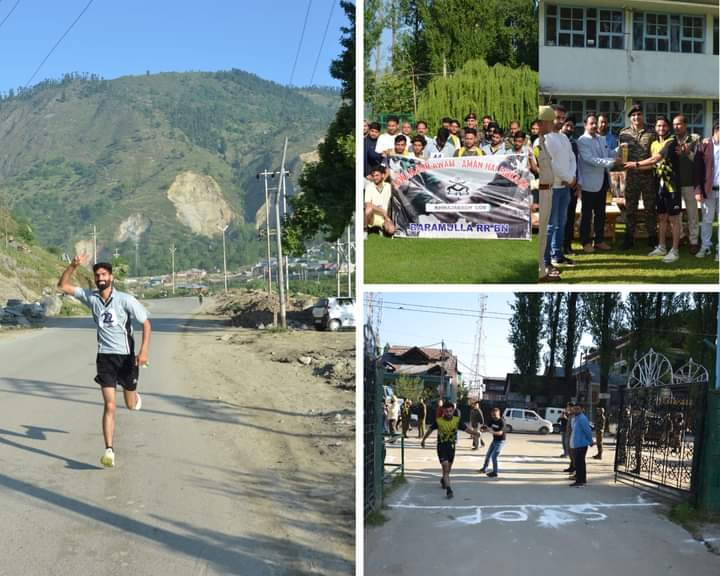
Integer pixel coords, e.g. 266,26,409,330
57,256,82,295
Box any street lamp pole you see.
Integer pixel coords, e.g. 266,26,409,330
217,224,229,293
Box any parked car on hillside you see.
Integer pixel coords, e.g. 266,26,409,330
312,297,355,331
502,408,553,434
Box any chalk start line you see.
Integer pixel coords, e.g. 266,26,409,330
388,497,661,528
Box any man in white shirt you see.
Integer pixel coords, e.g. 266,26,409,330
375,115,402,155
544,104,578,270
364,166,395,236
577,114,623,252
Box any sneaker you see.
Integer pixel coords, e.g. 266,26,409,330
662,248,679,263
101,448,115,468
446,487,454,499
563,467,573,472
478,467,487,474
486,471,498,478
551,257,576,267
569,482,586,487
583,244,594,254
131,393,142,411
696,246,712,258
648,245,667,257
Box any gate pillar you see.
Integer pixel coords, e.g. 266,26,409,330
698,390,720,513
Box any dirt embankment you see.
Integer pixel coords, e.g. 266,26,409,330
211,290,318,330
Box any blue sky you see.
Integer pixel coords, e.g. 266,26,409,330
366,292,596,381
0,0,348,93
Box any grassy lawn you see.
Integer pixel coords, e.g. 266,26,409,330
364,225,720,285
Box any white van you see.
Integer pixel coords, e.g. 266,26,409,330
502,408,553,434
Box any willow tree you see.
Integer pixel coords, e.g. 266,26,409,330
416,59,538,131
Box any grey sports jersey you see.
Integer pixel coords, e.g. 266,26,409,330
73,287,149,355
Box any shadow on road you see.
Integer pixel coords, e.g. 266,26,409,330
0,472,349,575
0,377,351,440
0,433,101,470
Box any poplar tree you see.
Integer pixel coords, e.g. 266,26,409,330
509,293,543,380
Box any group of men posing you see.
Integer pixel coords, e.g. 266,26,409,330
363,107,720,281
534,104,719,281
363,113,538,238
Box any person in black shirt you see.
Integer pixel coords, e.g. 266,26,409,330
478,407,507,477
421,401,480,498
364,122,384,176
558,407,569,457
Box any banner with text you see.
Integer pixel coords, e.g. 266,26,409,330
388,154,532,239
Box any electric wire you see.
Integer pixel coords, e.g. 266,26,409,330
288,0,313,87
25,0,95,88
0,0,21,33
308,0,336,85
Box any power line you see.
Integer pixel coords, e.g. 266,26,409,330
308,0,336,85
0,0,21,33
25,0,95,88
371,298,513,317
288,0,313,87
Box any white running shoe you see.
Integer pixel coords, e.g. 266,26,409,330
101,448,115,468
662,248,679,263
648,245,667,257
696,246,712,258
131,393,142,411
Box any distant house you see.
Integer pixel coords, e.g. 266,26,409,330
382,345,461,399
482,377,509,402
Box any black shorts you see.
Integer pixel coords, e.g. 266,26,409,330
437,442,456,464
656,190,682,216
95,354,139,390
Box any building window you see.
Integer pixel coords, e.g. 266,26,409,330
555,98,624,136
640,101,705,136
713,100,719,130
545,4,624,49
633,12,704,53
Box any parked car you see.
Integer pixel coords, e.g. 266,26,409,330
502,408,553,434
312,297,355,331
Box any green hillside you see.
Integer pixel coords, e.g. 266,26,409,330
0,71,338,275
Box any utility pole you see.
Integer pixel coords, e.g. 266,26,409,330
346,226,352,297
257,170,275,297
275,141,288,328
134,238,140,276
279,137,290,307
336,238,341,297
169,244,176,295
217,223,229,293
92,224,97,264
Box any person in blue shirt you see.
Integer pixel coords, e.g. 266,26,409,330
569,404,594,486
598,114,618,153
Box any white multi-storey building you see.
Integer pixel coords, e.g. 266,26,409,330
539,0,719,136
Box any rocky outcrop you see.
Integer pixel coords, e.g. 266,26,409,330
166,171,234,237
115,213,150,243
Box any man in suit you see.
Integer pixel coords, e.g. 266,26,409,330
577,114,623,252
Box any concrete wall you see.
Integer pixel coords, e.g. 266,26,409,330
540,48,719,99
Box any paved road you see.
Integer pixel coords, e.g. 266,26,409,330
0,298,350,575
366,431,720,576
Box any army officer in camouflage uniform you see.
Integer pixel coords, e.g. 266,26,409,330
619,105,657,250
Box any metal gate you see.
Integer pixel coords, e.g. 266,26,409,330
364,324,384,517
614,382,708,499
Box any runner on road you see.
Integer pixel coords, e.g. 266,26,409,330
57,256,151,468
421,401,480,499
